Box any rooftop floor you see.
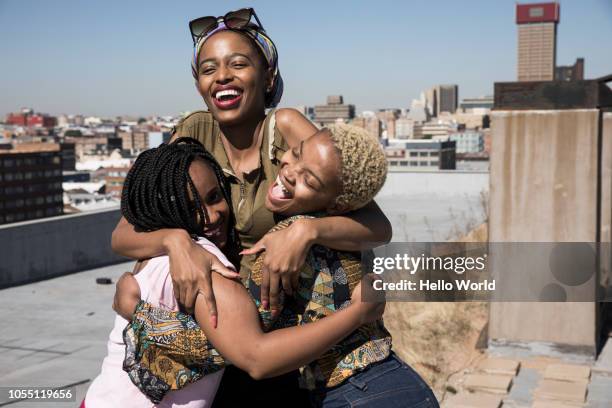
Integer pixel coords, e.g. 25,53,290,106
0,262,132,407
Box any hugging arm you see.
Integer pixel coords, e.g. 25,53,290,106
111,216,239,321
242,201,391,312
117,272,381,382
194,274,378,380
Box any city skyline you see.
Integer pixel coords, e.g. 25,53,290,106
1,0,611,117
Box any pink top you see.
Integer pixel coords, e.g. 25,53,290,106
85,238,235,408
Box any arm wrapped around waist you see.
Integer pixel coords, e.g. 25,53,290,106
122,301,226,404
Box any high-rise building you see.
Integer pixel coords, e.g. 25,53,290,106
423,85,458,117
313,95,355,126
385,140,456,170
437,85,459,114
0,143,63,224
351,115,382,140
516,2,560,81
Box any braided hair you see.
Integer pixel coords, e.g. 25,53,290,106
121,137,239,254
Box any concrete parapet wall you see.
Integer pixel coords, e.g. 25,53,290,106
488,109,607,352
0,207,128,288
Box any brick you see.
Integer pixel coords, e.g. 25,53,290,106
544,364,591,382
521,357,563,373
533,379,588,403
477,357,520,376
532,400,584,408
463,374,513,394
444,392,502,408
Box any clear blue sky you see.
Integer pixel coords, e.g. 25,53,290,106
1,0,611,118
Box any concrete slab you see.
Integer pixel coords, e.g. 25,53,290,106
586,374,612,405
544,364,591,382
464,374,513,394
522,357,566,373
504,367,541,407
592,337,612,377
477,357,520,376
532,401,585,408
534,379,588,403
444,392,502,408
0,261,133,407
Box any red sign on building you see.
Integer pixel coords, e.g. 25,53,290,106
516,2,560,24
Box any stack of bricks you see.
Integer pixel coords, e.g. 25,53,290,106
531,363,591,407
445,357,520,408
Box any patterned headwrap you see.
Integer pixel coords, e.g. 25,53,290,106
191,23,283,108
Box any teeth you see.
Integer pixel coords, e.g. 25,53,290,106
215,89,241,99
276,176,290,195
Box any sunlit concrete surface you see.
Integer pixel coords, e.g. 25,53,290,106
0,262,133,407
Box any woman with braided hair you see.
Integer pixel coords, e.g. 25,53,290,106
110,7,392,406
84,137,384,408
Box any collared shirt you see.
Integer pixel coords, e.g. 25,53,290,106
172,109,288,279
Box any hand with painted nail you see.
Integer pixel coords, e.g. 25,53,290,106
167,234,240,327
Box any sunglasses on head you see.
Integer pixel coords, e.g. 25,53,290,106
189,8,264,44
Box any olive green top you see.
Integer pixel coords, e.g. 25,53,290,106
172,109,288,278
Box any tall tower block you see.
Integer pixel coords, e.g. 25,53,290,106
516,2,560,81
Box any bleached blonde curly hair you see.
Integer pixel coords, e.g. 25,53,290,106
326,123,388,213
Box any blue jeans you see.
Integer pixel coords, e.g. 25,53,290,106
309,353,439,408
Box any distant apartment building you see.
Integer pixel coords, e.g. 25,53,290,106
101,166,131,198
437,85,459,114
425,85,458,116
65,135,122,159
60,142,76,170
555,57,584,81
313,95,355,126
375,109,400,138
119,130,149,154
351,116,382,139
395,118,424,139
459,96,494,112
6,108,57,129
385,140,456,170
516,2,560,81
448,131,484,153
0,143,63,224
421,122,455,139
294,106,315,121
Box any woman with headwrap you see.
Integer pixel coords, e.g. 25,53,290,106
110,7,393,407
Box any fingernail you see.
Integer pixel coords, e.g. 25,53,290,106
262,300,269,310
211,315,217,329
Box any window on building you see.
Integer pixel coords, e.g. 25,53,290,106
5,173,13,181
430,151,439,157
419,161,428,166
409,152,418,157
4,159,14,167
35,210,44,218
52,156,61,165
410,161,418,166
430,161,439,166
399,161,408,166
